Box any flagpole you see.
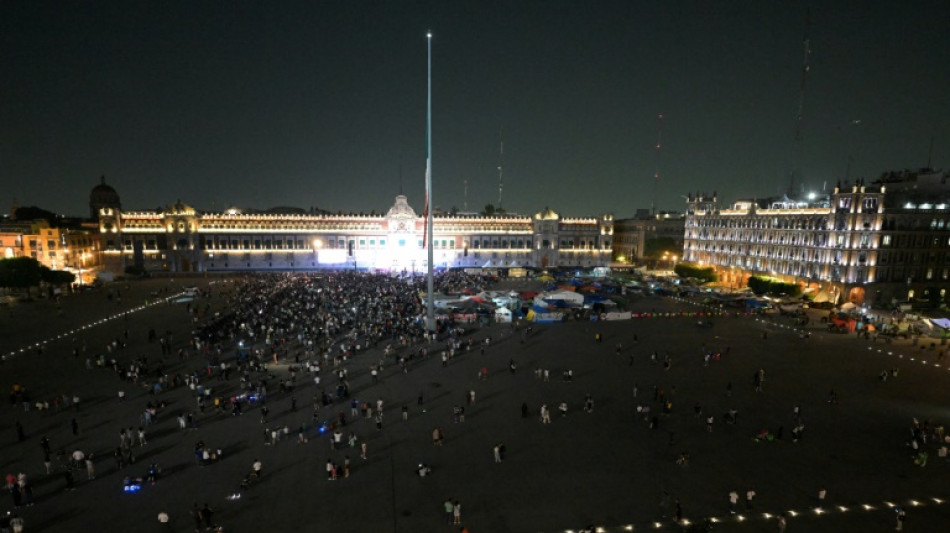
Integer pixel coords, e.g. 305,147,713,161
425,31,435,333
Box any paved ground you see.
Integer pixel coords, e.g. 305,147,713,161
1,277,949,533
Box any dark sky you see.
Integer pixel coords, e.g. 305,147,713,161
2,1,948,218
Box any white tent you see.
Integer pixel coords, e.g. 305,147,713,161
494,307,513,323
537,290,584,306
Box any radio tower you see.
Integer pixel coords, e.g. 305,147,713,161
497,128,504,211
652,113,664,216
790,9,811,196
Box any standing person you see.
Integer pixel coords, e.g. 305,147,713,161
816,487,827,509
728,490,739,514
360,441,367,460
202,504,214,530
71,418,79,436
895,506,906,531
452,500,461,525
85,456,95,480
443,499,454,524
8,513,24,533
745,488,756,510
493,444,502,463
776,512,787,533
192,503,203,532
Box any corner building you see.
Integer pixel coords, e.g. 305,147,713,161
684,170,950,308
97,195,613,274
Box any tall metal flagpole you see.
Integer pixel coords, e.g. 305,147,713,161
425,31,435,333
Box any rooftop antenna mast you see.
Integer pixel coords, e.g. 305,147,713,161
652,113,663,216
497,128,504,210
463,178,468,212
791,9,811,196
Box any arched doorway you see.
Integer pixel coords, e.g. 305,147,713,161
848,287,865,305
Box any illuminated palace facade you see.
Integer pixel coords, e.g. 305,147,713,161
97,195,613,274
683,170,950,307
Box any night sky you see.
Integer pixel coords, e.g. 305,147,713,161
2,1,948,218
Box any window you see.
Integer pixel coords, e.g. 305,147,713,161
379,239,385,246
882,235,891,246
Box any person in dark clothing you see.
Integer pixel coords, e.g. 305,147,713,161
202,503,214,529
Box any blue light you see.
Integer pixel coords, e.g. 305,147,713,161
124,484,142,493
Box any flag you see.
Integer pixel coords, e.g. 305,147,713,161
422,193,429,248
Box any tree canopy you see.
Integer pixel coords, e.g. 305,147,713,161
673,262,718,283
0,257,43,290
747,275,801,297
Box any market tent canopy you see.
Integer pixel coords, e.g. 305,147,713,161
930,318,950,330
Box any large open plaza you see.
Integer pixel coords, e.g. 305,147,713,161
1,274,949,533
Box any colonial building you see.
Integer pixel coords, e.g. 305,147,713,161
613,210,686,263
97,195,613,274
683,169,950,308
0,219,103,283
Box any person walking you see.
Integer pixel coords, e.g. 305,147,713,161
895,507,906,531
452,500,462,525
745,488,756,510
728,490,739,514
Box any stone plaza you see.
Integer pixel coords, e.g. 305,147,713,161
1,276,949,533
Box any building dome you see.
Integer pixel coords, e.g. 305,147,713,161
386,195,418,219
89,175,121,219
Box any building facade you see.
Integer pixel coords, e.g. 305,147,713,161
97,195,613,274
683,170,950,308
0,219,103,283
613,210,686,263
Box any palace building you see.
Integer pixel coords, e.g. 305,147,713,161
96,194,613,274
683,169,950,308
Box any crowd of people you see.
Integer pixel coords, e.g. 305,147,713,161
3,270,949,532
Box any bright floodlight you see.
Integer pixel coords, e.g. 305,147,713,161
808,192,817,200
426,32,432,38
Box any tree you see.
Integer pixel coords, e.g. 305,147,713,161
482,204,496,216
41,268,76,286
14,205,58,225
643,237,678,258
0,257,44,294
673,262,717,283
747,275,801,297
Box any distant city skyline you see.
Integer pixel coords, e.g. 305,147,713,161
1,1,948,218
